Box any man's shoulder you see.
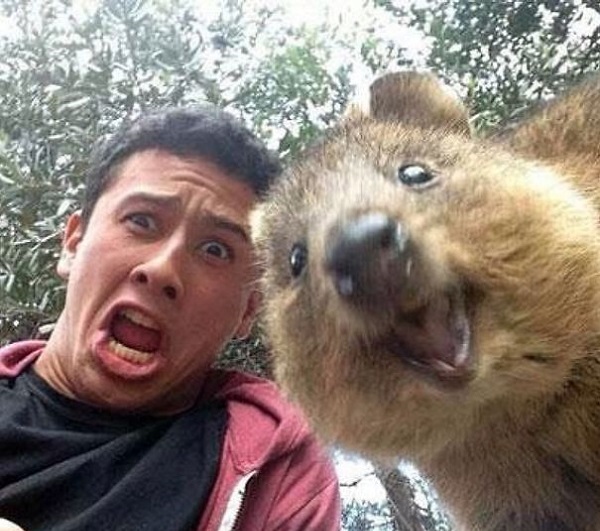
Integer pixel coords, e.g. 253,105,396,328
201,368,318,468
197,370,341,530
200,368,306,432
201,368,283,405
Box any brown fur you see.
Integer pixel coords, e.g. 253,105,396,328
252,71,600,530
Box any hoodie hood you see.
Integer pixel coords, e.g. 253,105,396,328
0,340,46,377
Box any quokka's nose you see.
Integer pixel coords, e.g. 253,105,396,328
325,212,412,303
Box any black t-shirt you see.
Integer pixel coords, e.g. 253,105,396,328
0,369,227,531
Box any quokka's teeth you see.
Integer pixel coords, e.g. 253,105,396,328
109,339,154,364
120,308,159,330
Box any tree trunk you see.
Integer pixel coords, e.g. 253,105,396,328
374,464,436,531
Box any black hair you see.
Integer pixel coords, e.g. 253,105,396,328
81,105,281,225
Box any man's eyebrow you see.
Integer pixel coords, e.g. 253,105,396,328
205,214,250,243
121,191,180,207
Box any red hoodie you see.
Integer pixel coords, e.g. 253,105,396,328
0,341,341,530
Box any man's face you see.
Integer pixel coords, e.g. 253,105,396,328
39,149,259,414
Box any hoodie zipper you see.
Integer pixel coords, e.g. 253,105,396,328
217,470,258,531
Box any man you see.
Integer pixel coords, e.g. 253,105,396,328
0,107,341,530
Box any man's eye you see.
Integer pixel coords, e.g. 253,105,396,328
200,241,232,260
125,213,157,231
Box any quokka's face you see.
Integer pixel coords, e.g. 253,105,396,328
253,118,600,458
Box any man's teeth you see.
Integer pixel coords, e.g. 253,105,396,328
121,308,159,330
109,339,154,364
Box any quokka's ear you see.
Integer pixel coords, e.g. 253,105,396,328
348,71,471,137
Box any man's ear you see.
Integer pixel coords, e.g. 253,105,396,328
57,211,84,280
234,289,262,340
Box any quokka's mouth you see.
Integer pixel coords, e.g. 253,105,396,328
378,290,474,388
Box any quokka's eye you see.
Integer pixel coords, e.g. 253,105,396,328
397,164,437,188
289,243,308,278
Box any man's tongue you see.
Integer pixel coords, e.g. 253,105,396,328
111,313,161,353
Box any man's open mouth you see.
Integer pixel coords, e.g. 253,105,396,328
108,308,163,364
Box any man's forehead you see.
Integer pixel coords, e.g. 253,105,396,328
107,150,257,200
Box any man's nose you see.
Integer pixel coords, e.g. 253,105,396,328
129,241,185,301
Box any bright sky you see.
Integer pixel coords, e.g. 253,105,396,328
201,0,431,80
202,0,382,24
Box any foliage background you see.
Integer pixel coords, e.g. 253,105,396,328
0,0,598,528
